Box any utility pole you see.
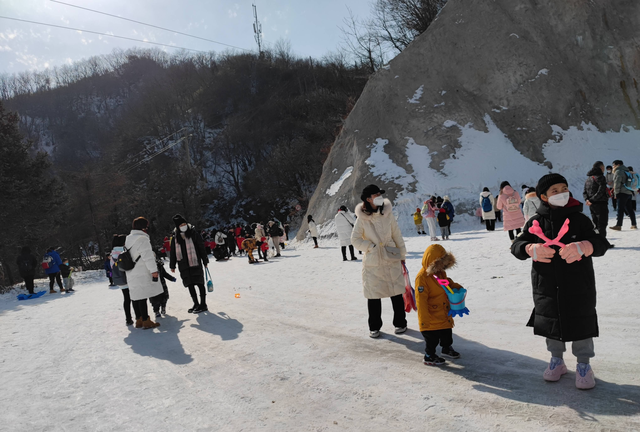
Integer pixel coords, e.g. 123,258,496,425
252,3,263,55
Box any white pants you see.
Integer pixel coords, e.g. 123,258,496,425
426,217,437,238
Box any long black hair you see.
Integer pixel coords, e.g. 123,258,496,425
307,215,315,223
361,198,384,216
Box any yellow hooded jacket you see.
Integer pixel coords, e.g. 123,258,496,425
415,244,461,332
413,211,423,225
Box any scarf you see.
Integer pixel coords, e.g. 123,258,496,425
175,234,199,267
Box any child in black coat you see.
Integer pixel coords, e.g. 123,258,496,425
437,208,450,240
150,254,176,317
511,173,609,390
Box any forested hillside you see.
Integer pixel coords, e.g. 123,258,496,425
0,47,367,284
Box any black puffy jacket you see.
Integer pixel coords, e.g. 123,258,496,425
511,198,610,342
583,167,609,203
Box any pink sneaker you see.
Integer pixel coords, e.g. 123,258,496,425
576,363,596,390
543,357,567,382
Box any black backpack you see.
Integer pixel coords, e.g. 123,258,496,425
116,247,141,271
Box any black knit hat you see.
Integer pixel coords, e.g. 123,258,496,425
360,184,385,201
172,214,188,228
536,173,568,198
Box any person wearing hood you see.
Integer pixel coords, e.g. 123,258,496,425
412,208,426,235
415,244,463,365
124,217,162,329
511,173,610,390
583,161,610,238
496,181,525,241
479,188,496,231
43,246,65,294
522,187,542,221
307,215,319,248
441,196,455,234
351,185,407,338
335,205,358,261
610,160,637,231
421,197,439,241
16,246,37,294
170,214,210,313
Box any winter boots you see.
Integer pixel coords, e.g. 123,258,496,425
135,318,143,328
142,318,160,329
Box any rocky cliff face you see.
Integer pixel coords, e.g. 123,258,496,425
299,0,640,237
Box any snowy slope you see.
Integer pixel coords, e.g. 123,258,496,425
1,215,639,432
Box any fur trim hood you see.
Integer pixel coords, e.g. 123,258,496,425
525,191,538,200
354,198,394,221
419,244,456,276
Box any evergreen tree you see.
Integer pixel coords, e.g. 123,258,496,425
0,100,66,287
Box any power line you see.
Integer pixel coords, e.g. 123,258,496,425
50,0,252,52
0,16,209,53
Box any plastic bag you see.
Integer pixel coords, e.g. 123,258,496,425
402,263,417,313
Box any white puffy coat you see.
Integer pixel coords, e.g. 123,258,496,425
479,191,496,220
124,230,164,301
522,192,542,221
308,221,319,238
334,210,356,247
351,199,406,299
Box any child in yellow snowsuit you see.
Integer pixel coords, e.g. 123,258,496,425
413,208,426,235
415,244,461,365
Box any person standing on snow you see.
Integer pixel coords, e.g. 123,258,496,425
267,221,283,257
351,185,407,338
254,223,269,260
627,166,640,212
124,218,162,329
511,173,610,390
111,234,135,326
496,181,525,241
335,205,358,261
413,208,426,235
16,246,38,294
307,215,319,248
421,197,439,241
605,165,616,210
479,187,496,231
523,187,542,222
43,246,65,294
441,196,455,234
170,214,210,313
583,161,610,239
610,160,637,231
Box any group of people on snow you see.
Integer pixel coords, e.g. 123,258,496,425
412,195,455,241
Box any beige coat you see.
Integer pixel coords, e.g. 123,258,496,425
351,198,407,299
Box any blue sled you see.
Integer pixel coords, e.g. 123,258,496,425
448,307,470,318
17,290,47,301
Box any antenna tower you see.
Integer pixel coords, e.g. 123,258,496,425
252,3,263,54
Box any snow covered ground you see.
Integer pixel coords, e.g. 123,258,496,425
1,214,639,432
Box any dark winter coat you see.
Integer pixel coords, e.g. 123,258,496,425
157,258,175,295
511,198,609,342
16,250,37,277
583,167,609,203
267,223,284,237
437,209,450,227
169,224,209,287
59,263,71,278
442,201,455,220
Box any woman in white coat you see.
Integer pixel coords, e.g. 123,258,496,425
125,217,163,329
479,187,496,231
351,184,407,338
334,205,358,261
307,215,319,248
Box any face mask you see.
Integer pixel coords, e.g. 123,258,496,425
607,170,612,173
180,225,188,232
548,192,570,207
373,196,385,206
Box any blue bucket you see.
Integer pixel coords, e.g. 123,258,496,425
444,287,469,317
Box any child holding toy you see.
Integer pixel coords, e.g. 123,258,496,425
511,173,610,390
415,244,462,365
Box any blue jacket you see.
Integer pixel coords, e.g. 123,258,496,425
44,250,62,275
442,201,455,219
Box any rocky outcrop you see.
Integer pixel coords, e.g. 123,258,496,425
299,0,640,237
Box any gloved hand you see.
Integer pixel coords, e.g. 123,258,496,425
559,241,593,263
525,243,556,263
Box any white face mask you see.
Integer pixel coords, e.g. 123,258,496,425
180,225,188,232
373,196,385,206
548,192,570,207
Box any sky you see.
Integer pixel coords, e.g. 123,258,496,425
0,0,372,74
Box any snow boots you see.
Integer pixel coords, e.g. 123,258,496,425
135,318,143,328
142,318,160,329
